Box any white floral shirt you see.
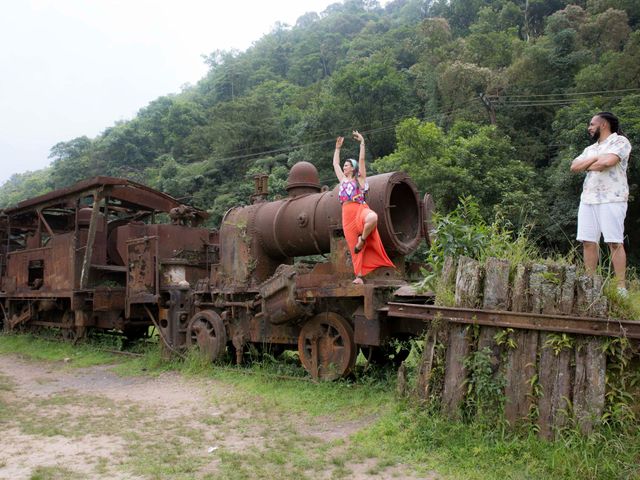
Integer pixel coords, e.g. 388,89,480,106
577,133,632,204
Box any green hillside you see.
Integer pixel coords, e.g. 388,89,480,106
2,0,639,258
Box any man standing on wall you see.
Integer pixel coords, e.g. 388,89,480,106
570,112,632,296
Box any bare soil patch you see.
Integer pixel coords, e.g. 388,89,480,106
0,354,435,479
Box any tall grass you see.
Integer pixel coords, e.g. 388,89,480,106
418,196,539,293
419,196,640,319
353,404,640,480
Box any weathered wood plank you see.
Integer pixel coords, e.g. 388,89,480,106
538,336,572,439
441,256,458,288
504,330,539,426
454,256,482,308
531,263,565,315
576,275,608,317
558,265,576,314
543,265,563,314
416,330,438,402
478,257,510,375
483,257,510,310
511,264,530,313
573,337,606,434
529,264,548,314
442,256,482,418
442,324,471,419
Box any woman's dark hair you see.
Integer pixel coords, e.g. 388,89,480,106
596,111,624,135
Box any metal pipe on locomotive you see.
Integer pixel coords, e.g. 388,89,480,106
0,162,432,380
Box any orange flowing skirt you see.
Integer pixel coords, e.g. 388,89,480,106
342,202,395,277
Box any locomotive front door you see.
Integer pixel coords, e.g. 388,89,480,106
125,235,159,317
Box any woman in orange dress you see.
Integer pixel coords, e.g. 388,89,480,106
333,131,395,284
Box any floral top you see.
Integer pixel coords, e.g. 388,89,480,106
338,178,369,204
577,133,632,204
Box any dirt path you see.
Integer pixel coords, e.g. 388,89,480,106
0,354,434,479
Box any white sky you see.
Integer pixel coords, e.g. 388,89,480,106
0,0,347,185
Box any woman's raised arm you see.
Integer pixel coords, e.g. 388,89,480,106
352,130,366,180
333,136,345,181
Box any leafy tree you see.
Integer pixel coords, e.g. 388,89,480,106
586,0,640,27
0,169,52,208
2,0,639,268
48,136,94,188
374,118,542,226
436,61,496,122
574,30,640,92
322,55,416,158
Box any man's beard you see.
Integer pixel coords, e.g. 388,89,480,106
590,127,601,141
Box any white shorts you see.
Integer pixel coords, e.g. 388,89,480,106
576,202,627,244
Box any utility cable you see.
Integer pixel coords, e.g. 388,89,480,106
486,87,640,99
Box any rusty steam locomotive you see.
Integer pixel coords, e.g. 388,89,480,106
0,162,432,379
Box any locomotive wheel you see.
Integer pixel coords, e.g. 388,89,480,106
186,310,227,362
297,312,357,381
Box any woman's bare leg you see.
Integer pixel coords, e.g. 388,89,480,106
355,211,378,252
362,211,378,240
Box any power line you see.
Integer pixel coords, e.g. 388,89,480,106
183,87,638,170
486,87,640,99
200,101,482,168
497,96,630,108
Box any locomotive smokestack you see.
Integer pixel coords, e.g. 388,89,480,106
251,173,269,204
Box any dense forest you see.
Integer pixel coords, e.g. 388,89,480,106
2,0,639,259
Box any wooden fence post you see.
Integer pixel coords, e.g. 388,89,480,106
505,263,538,426
535,264,572,439
538,339,572,439
576,275,608,317
572,273,607,434
441,256,458,288
416,325,440,402
415,256,453,403
558,265,576,314
478,257,510,375
511,263,530,313
442,256,481,419
573,338,606,434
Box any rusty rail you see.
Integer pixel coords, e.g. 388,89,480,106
386,302,640,339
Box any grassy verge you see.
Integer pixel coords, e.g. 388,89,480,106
0,333,120,367
2,333,639,479
117,347,397,418
349,403,640,480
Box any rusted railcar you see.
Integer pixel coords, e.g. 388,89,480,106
0,177,211,340
0,164,431,380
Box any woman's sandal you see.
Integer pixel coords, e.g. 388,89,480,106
354,234,366,254
352,275,364,285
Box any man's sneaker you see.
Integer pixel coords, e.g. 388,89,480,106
617,287,629,298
